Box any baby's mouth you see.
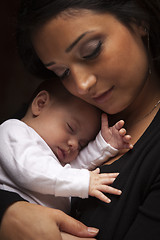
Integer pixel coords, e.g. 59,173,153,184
57,147,66,161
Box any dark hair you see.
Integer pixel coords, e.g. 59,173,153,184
29,78,75,106
17,0,160,79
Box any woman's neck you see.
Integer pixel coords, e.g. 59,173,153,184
109,71,160,131
105,72,160,165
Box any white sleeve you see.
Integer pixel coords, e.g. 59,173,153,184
71,131,119,170
0,120,89,198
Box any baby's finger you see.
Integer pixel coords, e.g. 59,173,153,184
101,113,109,129
123,135,133,149
115,120,125,130
119,128,126,136
100,177,117,185
129,143,133,149
123,135,131,143
99,185,122,196
124,143,133,149
94,190,111,203
99,172,120,179
92,168,100,174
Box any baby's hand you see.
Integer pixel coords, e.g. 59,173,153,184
101,113,133,150
89,168,122,203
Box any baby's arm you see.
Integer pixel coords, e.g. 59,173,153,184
0,120,121,203
71,131,119,170
101,113,133,150
0,120,89,198
71,114,133,170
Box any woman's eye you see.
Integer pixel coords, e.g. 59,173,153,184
60,68,70,80
49,66,70,80
82,40,102,60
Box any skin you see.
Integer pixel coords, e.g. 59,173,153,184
32,10,149,116
0,201,99,240
22,90,101,164
23,88,132,165
21,10,160,239
32,10,160,158
22,89,122,203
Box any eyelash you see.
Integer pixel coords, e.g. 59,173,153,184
56,40,102,80
60,68,70,80
67,124,82,150
83,40,102,60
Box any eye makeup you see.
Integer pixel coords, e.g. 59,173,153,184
45,33,104,79
81,39,102,59
47,65,70,79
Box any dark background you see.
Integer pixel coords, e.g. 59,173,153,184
0,1,42,124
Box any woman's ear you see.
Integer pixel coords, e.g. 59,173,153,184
131,20,149,38
31,90,50,116
138,25,149,37
138,21,149,37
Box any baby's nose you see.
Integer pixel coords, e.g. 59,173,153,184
68,138,79,151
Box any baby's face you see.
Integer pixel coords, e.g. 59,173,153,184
35,98,101,165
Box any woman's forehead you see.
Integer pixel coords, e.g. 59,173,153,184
32,11,118,56
33,10,116,39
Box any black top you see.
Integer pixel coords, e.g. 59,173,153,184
0,190,26,224
71,110,160,240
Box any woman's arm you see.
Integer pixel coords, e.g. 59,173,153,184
0,191,98,240
0,189,26,223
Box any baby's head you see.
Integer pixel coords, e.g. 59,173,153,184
22,79,101,164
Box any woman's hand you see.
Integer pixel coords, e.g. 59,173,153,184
61,232,97,240
0,201,99,240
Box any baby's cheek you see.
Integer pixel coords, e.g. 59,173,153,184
62,151,79,165
70,151,80,163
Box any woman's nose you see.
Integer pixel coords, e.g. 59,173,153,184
72,66,97,95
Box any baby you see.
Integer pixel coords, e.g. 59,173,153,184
0,79,132,213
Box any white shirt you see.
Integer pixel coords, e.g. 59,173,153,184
0,119,118,213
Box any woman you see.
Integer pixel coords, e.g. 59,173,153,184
16,0,160,239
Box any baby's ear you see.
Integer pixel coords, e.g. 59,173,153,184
31,90,50,116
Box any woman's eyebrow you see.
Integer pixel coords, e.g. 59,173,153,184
44,31,94,66
65,31,94,53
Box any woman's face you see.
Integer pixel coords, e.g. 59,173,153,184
32,10,148,114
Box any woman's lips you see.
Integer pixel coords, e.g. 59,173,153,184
92,86,114,104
